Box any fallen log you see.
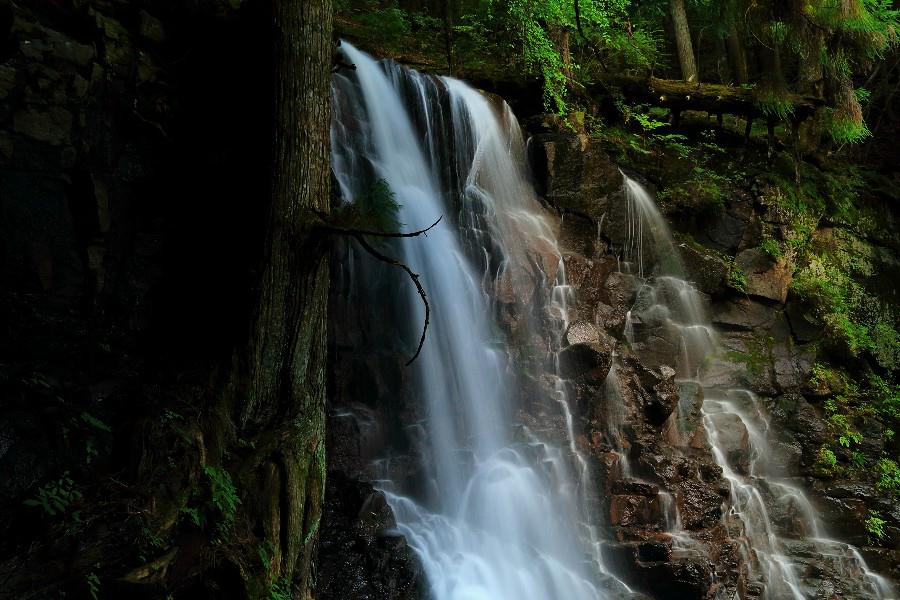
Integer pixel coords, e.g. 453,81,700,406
591,76,824,122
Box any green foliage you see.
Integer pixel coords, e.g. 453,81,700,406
24,472,82,518
729,265,748,293
180,465,241,536
80,412,111,433
332,179,403,233
203,465,240,528
258,541,276,575
269,578,292,600
345,2,410,46
814,445,838,475
85,571,100,600
760,238,784,259
876,458,900,496
827,108,873,144
865,510,888,542
755,89,795,121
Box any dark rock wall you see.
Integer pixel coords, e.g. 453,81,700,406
0,1,275,597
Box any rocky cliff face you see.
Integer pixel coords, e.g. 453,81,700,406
320,116,900,598
527,127,900,597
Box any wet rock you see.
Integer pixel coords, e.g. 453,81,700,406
612,480,660,496
674,480,723,530
785,299,823,343
530,132,621,222
645,377,679,426
734,248,793,303
768,394,827,466
610,494,663,527
699,191,757,253
712,297,779,331
317,474,424,600
562,253,614,316
631,559,713,600
565,320,601,345
772,342,815,392
707,413,751,474
679,242,729,296
558,338,614,383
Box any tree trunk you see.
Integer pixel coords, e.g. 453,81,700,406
798,28,825,97
231,0,332,596
442,0,454,74
726,26,748,84
670,0,698,81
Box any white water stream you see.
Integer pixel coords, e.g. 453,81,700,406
331,44,632,600
329,40,894,600
618,175,896,599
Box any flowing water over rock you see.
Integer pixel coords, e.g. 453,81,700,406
331,44,632,600
618,175,896,600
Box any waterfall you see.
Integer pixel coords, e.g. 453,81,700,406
618,175,896,600
331,44,631,600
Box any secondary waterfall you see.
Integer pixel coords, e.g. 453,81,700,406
618,175,896,600
331,44,630,600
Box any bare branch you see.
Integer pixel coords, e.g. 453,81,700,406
351,234,430,366
317,215,443,239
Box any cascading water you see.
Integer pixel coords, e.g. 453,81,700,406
617,174,896,600
331,43,631,600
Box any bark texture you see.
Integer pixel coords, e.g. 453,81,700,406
726,27,749,84
670,0,698,82
232,0,333,596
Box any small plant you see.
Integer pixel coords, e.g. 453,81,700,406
269,577,292,600
81,412,112,432
24,472,82,518
204,465,240,527
875,458,900,496
814,445,838,476
729,265,748,293
760,238,784,259
85,571,100,600
865,510,887,542
181,465,241,536
258,541,276,575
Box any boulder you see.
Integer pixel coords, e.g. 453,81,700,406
530,132,621,222
712,297,779,331
645,377,679,426
734,248,792,303
317,474,424,600
706,412,751,474
785,299,823,342
558,333,614,383
768,394,828,466
631,559,714,600
679,242,729,296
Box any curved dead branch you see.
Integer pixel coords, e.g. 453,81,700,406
351,234,430,366
315,213,440,366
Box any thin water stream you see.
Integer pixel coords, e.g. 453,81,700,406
618,174,896,599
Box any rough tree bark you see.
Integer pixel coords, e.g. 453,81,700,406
669,0,698,82
226,0,332,597
725,26,748,84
